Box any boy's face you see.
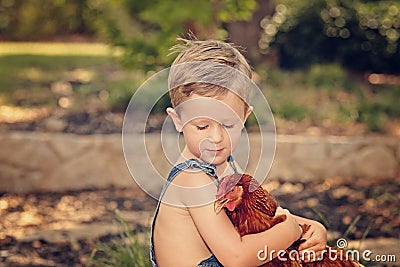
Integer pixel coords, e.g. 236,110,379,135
168,91,252,166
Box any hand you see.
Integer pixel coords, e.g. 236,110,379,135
276,208,302,241
298,220,327,262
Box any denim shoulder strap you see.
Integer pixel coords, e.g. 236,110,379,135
227,155,238,174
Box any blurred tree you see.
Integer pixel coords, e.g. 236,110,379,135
87,0,257,70
259,0,400,74
0,0,96,40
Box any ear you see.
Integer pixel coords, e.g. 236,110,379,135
243,105,253,123
166,107,183,132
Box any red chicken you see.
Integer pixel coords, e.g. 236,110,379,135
214,173,363,267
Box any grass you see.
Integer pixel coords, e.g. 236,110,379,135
0,42,399,133
0,42,141,113
86,210,151,267
256,63,400,133
311,207,376,266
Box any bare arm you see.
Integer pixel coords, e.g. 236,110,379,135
182,173,302,267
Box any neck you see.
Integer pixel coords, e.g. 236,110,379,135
180,146,229,177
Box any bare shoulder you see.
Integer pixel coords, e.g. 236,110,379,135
171,169,217,187
163,170,218,207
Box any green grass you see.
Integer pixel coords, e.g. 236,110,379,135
256,63,400,132
86,210,151,267
311,208,375,266
0,42,137,112
0,54,143,111
0,42,399,133
0,55,102,107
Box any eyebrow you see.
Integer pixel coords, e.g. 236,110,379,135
191,118,211,124
191,117,240,125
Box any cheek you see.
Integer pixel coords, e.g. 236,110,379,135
226,128,242,149
183,129,206,152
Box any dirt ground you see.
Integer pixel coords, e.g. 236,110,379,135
0,176,399,266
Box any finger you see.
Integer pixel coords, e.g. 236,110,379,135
299,247,327,262
299,239,325,251
298,237,317,250
300,228,314,240
299,244,326,255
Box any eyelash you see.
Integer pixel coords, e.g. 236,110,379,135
223,124,234,129
196,124,234,130
196,125,209,130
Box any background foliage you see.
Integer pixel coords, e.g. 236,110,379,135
1,0,400,74
0,0,399,133
0,0,96,40
86,0,257,70
260,0,400,73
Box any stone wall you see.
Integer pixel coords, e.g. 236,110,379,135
0,132,399,193
269,135,399,181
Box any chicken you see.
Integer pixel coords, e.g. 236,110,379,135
214,173,363,267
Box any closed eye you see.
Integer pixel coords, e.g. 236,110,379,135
222,124,234,129
196,125,209,130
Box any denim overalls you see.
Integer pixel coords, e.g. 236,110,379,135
150,156,238,267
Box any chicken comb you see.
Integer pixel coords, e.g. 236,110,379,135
216,173,243,199
216,173,261,198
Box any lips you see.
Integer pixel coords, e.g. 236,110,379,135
205,148,224,155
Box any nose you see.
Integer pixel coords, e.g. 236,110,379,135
209,124,224,144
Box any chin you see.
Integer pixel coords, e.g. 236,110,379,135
204,155,229,166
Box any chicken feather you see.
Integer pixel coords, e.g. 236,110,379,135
215,173,363,267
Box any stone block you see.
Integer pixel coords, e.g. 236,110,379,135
1,132,399,193
329,140,363,159
0,132,59,170
48,134,91,160
0,163,44,193
353,145,397,178
292,139,328,163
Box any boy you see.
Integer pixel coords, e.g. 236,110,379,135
151,39,327,267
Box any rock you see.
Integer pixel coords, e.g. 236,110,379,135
47,134,91,161
17,212,42,227
353,145,397,178
43,117,67,132
0,132,59,170
1,133,399,193
329,137,362,159
397,144,400,162
300,141,329,163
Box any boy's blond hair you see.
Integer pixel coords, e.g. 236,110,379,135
168,39,252,110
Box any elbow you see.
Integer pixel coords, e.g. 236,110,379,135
217,248,255,267
220,259,245,267
217,253,240,267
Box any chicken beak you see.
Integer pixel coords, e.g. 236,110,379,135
214,198,229,214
